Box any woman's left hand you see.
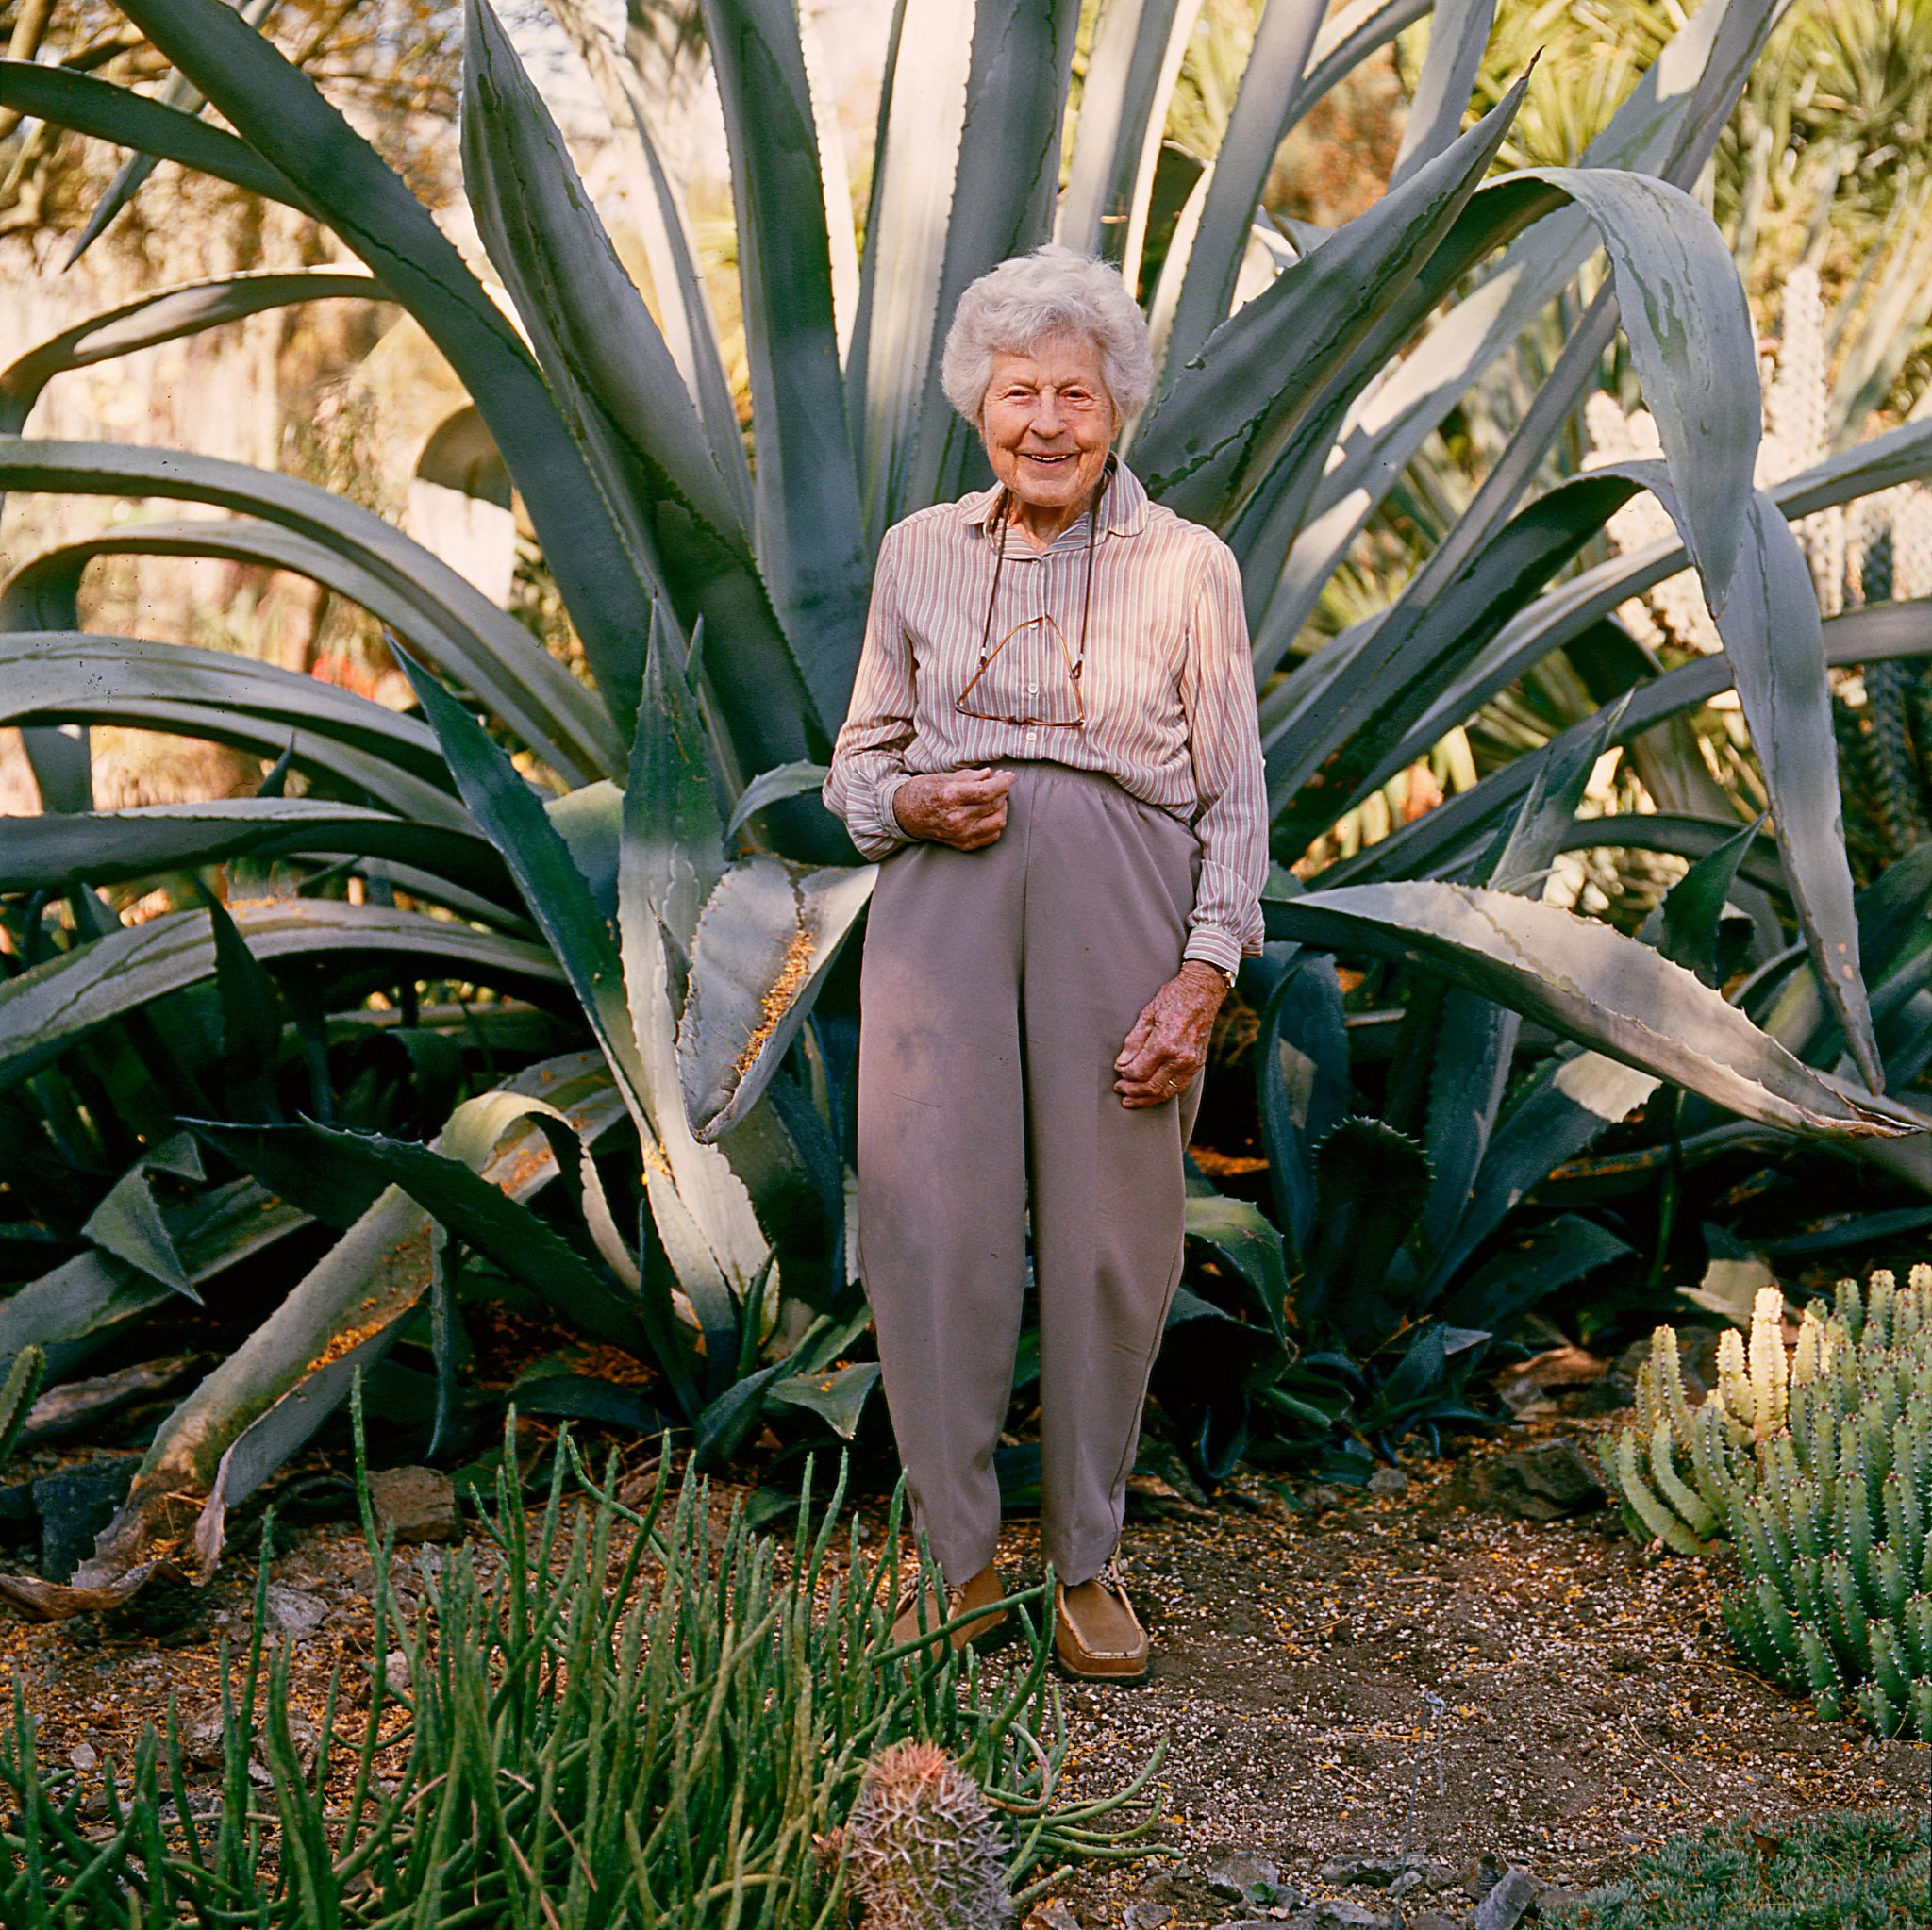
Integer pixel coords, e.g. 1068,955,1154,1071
1113,962,1227,1107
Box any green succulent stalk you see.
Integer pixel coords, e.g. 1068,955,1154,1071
0,1348,44,1472
1601,1268,1932,1739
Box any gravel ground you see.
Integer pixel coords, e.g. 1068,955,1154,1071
0,1425,1924,1926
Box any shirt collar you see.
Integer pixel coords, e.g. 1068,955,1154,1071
958,455,1152,541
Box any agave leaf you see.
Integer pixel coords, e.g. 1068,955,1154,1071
903,0,1080,507
1638,816,1766,987
726,762,832,841
847,0,975,541
192,1111,646,1348
1335,593,1932,890
1302,1117,1432,1338
764,1360,881,1439
0,631,446,779
1135,74,1527,526
0,800,509,902
0,1348,45,1471
207,895,287,1123
459,0,824,765
1058,0,1194,261
1266,472,1643,832
1388,0,1495,191
1518,170,1760,613
618,674,771,1298
0,1058,624,1620
1290,0,1430,132
15,725,90,814
396,651,652,1123
696,0,869,723
1253,0,1783,652
1441,1215,1631,1336
0,902,560,1096
98,0,655,730
677,857,876,1144
1184,1192,1291,1347
0,270,380,437
0,1180,308,1380
1271,882,1908,1139
534,0,750,516
1554,813,1786,898
3,516,571,778
62,0,280,267
79,1168,197,1302
624,607,729,957
0,62,307,209
0,441,616,783
1254,950,1348,1258
1155,0,1326,379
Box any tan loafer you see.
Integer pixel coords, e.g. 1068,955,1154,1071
888,1558,1009,1653
1054,1553,1150,1683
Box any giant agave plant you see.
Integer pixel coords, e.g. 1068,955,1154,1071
1,0,1930,1605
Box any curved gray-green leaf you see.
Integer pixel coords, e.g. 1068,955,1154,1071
1269,882,1915,1139
0,440,618,782
0,902,561,1095
678,857,876,1142
100,0,655,734
0,799,508,901
0,270,383,437
1,518,553,758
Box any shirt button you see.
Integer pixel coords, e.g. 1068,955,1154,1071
1027,682,1038,693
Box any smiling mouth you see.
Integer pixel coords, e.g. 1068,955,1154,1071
1022,451,1075,467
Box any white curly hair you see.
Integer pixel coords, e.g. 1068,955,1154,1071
940,243,1155,428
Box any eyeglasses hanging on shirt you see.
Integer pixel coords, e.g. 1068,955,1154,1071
951,458,1113,731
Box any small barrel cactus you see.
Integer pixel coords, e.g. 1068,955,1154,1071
841,1740,1012,1930
1601,1270,1932,1739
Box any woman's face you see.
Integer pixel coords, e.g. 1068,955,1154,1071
980,332,1116,515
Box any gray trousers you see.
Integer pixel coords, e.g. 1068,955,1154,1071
856,758,1204,1589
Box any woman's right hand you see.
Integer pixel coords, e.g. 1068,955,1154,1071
892,768,1016,850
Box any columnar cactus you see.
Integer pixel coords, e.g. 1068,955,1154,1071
1602,1271,1932,1738
841,1741,1013,1930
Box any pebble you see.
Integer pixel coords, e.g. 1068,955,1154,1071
1366,1467,1409,1498
68,1742,97,1772
1024,1905,1081,1930
1123,1905,1172,1929
1290,1903,1393,1929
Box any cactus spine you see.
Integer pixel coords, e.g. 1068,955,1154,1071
1601,1270,1932,1739
841,1741,1012,1930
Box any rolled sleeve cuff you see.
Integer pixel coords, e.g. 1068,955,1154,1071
840,770,915,860
1181,925,1242,975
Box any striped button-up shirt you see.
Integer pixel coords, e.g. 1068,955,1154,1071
823,458,1267,973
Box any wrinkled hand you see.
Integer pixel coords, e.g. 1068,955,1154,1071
1114,963,1227,1108
892,768,1016,851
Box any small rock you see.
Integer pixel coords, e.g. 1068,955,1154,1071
32,1456,141,1582
1291,1903,1392,1929
1206,1847,1283,1903
1472,1869,1541,1930
1022,1905,1081,1930
68,1742,97,1772
1462,1851,1508,1902
382,1650,410,1700
1320,1853,1457,1890
368,1465,460,1544
1124,1905,1172,1929
1300,1484,1351,1511
1466,1439,1606,1521
183,1714,225,1768
1407,1916,1465,1930
264,1585,327,1639
1367,1467,1409,1498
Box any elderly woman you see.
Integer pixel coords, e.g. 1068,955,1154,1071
824,243,1266,1683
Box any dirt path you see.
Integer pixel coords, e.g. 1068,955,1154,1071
988,1443,1931,1925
